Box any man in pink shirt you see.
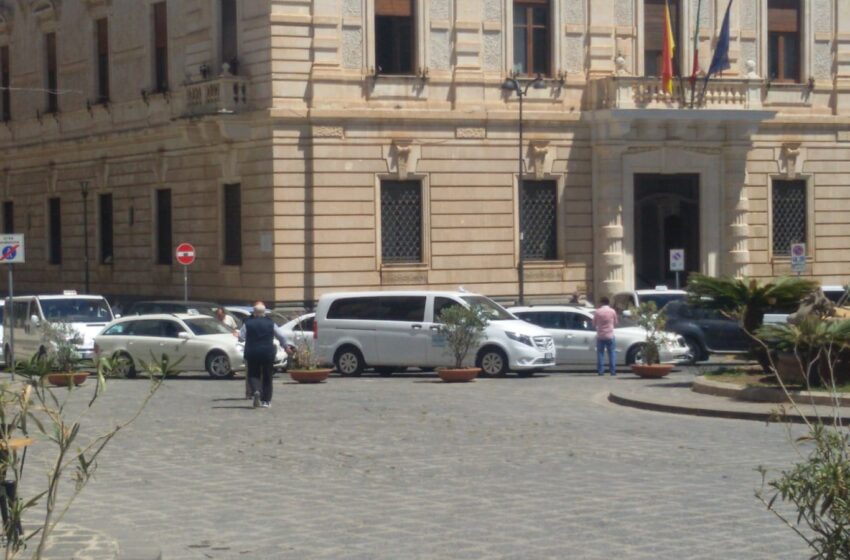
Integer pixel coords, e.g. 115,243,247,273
592,296,619,376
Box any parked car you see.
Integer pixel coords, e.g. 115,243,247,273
315,291,555,376
124,300,238,324
3,293,114,367
612,287,688,315
509,305,690,365
94,313,246,378
763,285,849,324
225,306,253,326
660,300,749,362
280,313,316,352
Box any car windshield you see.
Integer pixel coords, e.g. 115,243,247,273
184,317,233,336
40,298,112,323
641,293,686,309
460,296,514,321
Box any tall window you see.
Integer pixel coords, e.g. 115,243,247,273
45,32,58,113
513,0,550,76
99,193,113,264
95,18,110,102
375,0,414,75
222,183,242,265
644,0,681,77
772,180,806,256
521,180,557,261
1,46,10,121
153,2,169,92
2,201,12,234
768,0,801,83
220,0,238,74
155,188,172,265
48,197,61,264
381,180,422,263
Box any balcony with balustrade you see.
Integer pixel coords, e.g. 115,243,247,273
590,75,765,111
181,67,250,118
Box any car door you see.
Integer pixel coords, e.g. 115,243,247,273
694,308,748,352
427,296,464,367
125,319,166,364
374,296,429,366
517,312,570,364
159,319,199,366
14,299,37,358
563,312,596,364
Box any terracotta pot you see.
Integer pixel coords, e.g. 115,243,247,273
630,364,673,378
289,368,331,384
437,367,480,383
46,372,89,387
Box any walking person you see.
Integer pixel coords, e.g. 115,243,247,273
592,296,618,376
239,302,289,409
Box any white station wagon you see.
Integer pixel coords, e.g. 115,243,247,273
509,305,691,366
94,313,245,378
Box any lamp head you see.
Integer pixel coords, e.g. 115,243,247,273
80,181,89,196
501,77,520,94
531,74,547,89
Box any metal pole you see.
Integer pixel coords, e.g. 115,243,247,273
517,85,525,306
675,271,680,290
183,266,188,301
81,181,90,294
8,264,13,380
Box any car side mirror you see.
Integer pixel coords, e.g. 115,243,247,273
177,332,190,339
30,315,40,326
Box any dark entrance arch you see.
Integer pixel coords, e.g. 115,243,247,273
634,174,700,289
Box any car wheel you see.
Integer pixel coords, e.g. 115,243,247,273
375,366,396,376
206,351,234,379
477,347,508,376
113,352,137,379
683,337,705,364
626,344,645,366
334,346,365,376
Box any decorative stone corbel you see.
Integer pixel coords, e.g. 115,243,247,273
529,140,551,181
389,140,419,181
0,4,14,36
152,149,168,185
29,0,60,30
219,144,238,181
95,157,109,190
780,142,803,179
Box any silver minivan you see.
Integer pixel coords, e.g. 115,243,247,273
3,293,114,367
315,291,555,376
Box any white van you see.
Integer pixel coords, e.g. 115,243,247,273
3,293,114,367
315,291,555,376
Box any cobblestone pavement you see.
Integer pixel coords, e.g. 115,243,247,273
16,366,813,559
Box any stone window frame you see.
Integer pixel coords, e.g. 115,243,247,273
366,0,427,76
92,16,110,104
504,0,560,78
374,173,431,270
767,174,815,262
635,0,693,79
513,171,566,266
149,0,169,94
759,0,811,84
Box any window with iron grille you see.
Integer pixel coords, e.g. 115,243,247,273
521,180,557,261
513,0,550,76
156,188,172,265
772,180,806,256
99,193,113,264
48,197,61,264
381,180,422,263
3,201,12,234
375,0,415,75
223,183,242,266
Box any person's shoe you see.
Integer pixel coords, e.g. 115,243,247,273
261,401,271,408
252,391,261,408
610,373,617,376
597,372,604,376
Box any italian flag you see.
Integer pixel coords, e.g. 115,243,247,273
662,0,676,94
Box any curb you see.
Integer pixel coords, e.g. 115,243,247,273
607,391,850,425
692,376,850,407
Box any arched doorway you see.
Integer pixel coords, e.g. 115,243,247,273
634,174,700,289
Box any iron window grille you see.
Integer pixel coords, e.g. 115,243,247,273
48,197,62,264
155,188,172,265
223,183,242,266
772,180,806,255
99,193,113,264
381,180,422,263
521,180,557,261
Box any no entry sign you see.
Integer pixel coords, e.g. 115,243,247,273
176,243,196,266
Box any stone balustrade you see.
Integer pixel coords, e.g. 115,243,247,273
591,76,764,111
182,72,249,117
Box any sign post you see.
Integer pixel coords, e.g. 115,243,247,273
175,243,196,301
0,235,25,379
669,248,685,289
790,243,806,276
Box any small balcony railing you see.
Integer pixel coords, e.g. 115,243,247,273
591,75,764,111
182,72,249,117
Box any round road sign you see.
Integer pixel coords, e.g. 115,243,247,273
176,243,196,266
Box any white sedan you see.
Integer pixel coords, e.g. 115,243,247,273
508,305,690,365
94,313,246,378
279,312,316,353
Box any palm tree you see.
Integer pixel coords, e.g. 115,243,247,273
686,274,819,372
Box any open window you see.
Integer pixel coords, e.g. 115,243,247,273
375,0,415,75
512,0,550,76
768,0,801,83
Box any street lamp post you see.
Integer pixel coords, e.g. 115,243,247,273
80,181,90,294
502,74,545,306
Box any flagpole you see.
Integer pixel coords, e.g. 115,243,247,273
690,0,702,108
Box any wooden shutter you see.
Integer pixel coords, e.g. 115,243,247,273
375,0,412,17
768,0,800,33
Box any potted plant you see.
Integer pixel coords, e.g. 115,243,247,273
40,322,89,387
287,336,331,384
436,304,489,382
628,302,674,378
757,317,850,387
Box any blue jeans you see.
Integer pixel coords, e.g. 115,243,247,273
596,338,616,375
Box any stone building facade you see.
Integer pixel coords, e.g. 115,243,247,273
0,0,848,306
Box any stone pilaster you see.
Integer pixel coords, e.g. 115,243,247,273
592,143,627,296
723,145,751,279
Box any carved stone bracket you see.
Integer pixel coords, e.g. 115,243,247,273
47,162,57,194
95,157,109,190
81,0,110,16
529,140,552,180
29,0,60,29
387,140,419,181
152,150,168,185
780,142,803,179
0,4,14,36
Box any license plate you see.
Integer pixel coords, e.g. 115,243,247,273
544,353,553,360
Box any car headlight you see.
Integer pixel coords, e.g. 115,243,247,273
506,331,534,347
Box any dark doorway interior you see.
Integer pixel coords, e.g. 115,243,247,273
634,174,700,289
